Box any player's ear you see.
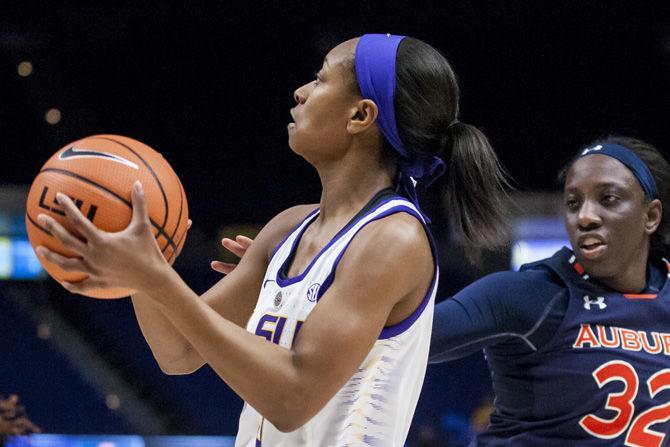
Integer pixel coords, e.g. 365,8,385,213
644,198,662,235
347,99,378,135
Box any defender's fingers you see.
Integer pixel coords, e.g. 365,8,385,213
221,238,248,258
235,235,254,250
211,260,238,275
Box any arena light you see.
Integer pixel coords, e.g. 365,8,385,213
45,108,61,125
106,394,121,410
36,323,51,340
17,61,33,77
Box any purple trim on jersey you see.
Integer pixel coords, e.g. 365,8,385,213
274,196,400,288
379,258,436,339
268,207,320,264
312,204,438,340
380,207,437,339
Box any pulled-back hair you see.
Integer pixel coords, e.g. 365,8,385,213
559,136,670,259
351,37,512,262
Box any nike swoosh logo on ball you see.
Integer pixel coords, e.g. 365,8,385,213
58,147,139,170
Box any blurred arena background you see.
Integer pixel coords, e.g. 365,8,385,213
1,1,668,446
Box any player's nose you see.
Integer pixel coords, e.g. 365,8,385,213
293,83,309,104
576,199,602,230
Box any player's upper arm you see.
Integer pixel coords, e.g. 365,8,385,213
284,213,433,425
429,268,565,362
201,204,318,328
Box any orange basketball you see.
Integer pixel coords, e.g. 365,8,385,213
25,134,189,299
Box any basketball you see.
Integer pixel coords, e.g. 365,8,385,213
25,134,189,299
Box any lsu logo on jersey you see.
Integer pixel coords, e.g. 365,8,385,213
254,313,304,347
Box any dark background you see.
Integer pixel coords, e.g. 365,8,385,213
1,0,669,444
3,1,669,230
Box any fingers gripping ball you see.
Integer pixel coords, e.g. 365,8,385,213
26,135,189,299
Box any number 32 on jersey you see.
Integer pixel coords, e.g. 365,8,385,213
579,360,670,447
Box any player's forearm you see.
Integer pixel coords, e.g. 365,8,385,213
130,292,205,374
144,268,317,432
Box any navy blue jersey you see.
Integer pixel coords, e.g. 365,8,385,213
431,247,670,446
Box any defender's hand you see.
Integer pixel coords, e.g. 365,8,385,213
211,235,253,275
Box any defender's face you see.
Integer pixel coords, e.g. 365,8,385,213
563,155,653,282
287,39,359,163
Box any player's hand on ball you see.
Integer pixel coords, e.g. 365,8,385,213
211,235,253,275
35,181,166,294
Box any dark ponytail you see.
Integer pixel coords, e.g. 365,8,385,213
392,38,511,262
444,122,511,260
348,36,512,262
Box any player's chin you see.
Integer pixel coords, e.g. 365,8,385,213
574,250,615,279
287,132,303,154
287,135,316,161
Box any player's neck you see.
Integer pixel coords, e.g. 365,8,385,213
596,251,649,294
315,150,394,222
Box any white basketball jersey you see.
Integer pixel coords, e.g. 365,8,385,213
235,194,438,447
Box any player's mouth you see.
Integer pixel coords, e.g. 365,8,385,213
577,235,607,260
288,109,297,131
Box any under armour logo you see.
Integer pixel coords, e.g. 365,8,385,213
581,144,603,156
583,295,607,310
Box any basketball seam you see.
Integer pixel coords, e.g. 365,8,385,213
171,179,185,247
166,181,185,264
167,221,189,264
36,168,178,252
91,136,171,249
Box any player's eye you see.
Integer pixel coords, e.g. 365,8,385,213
565,197,580,211
601,194,619,206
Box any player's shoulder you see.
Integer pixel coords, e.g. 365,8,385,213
460,260,565,304
454,268,567,327
478,267,561,290
358,211,427,250
343,210,431,277
329,207,432,303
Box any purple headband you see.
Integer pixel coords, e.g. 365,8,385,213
354,34,446,218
